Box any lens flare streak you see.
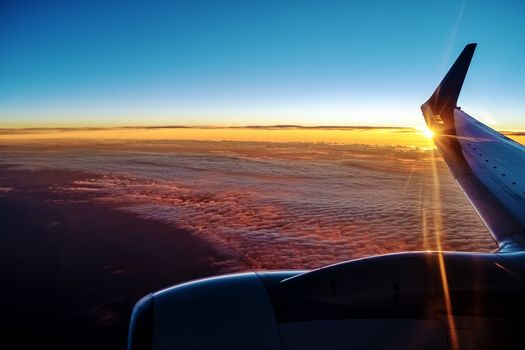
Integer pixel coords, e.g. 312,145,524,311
429,147,459,349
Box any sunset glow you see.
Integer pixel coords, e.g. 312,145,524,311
0,127,433,147
2,1,525,348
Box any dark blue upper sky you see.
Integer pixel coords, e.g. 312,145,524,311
1,0,524,127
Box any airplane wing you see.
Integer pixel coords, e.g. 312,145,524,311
421,43,525,252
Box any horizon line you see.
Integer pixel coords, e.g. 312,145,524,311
0,124,414,131
2,124,525,135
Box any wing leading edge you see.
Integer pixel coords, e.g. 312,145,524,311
421,43,525,252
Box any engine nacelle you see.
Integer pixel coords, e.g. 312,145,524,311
129,252,525,350
128,272,295,350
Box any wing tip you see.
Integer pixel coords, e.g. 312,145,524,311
422,43,478,132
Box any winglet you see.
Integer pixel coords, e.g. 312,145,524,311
423,43,477,132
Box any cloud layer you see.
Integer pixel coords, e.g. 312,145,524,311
0,140,495,272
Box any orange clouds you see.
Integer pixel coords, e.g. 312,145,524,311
0,139,495,272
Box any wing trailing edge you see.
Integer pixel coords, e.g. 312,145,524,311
422,44,525,252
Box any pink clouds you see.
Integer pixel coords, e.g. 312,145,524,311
0,141,495,272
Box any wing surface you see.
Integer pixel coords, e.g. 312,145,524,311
421,43,525,252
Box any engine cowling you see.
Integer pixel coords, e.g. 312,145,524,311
128,272,296,350
129,252,525,350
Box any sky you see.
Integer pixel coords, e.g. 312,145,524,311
1,0,524,128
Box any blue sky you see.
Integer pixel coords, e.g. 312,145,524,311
1,0,524,128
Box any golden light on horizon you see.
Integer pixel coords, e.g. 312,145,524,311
0,126,436,147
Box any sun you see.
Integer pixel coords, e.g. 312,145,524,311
418,125,434,139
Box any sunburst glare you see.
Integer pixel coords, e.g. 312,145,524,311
417,125,435,139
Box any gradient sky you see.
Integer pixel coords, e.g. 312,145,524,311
1,0,524,128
